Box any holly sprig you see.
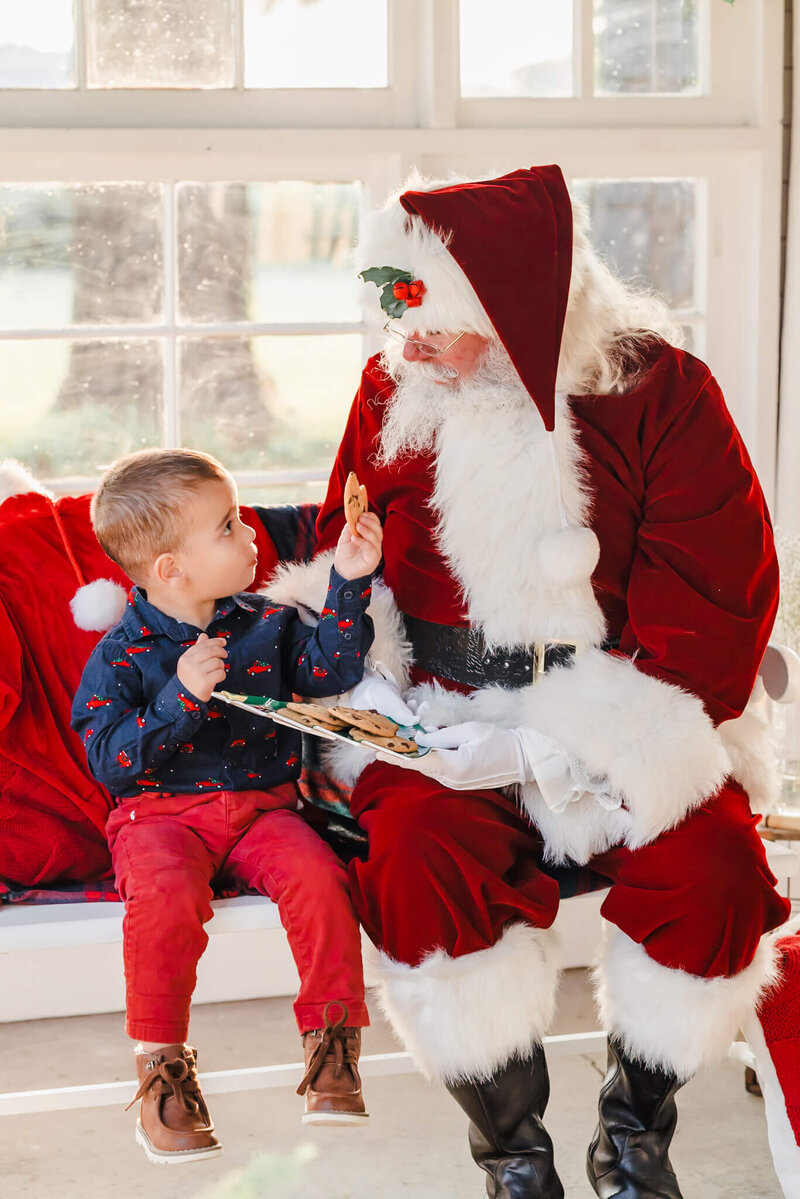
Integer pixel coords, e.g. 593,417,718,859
359,265,416,318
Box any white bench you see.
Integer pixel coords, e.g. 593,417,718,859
0,840,796,1117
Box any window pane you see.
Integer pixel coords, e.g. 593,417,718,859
594,0,700,95
177,181,361,325
178,334,363,471
460,0,573,98
0,184,164,330
0,3,74,88
571,179,696,309
87,0,235,89
244,0,387,89
1,338,163,477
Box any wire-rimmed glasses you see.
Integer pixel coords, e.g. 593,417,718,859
383,322,466,357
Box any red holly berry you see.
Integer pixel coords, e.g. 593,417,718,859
406,279,425,307
392,280,409,301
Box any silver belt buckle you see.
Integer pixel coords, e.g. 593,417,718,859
534,639,579,682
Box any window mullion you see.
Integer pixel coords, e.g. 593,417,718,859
74,0,88,90
417,0,458,128
233,0,245,91
579,0,594,99
163,182,179,449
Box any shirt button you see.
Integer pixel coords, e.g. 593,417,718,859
130,811,136,821
343,633,352,640
343,590,353,599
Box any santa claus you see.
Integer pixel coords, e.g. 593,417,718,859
266,165,790,1198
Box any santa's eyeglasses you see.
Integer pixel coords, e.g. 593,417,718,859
383,323,466,357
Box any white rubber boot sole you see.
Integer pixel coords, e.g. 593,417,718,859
301,1110,370,1126
135,1119,223,1164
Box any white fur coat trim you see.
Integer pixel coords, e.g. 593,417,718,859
365,923,561,1083
594,928,781,1082
431,393,607,648
515,649,731,854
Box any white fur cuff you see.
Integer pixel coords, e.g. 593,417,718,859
518,649,730,848
594,928,781,1082
365,923,561,1083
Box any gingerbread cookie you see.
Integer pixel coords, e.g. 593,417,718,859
344,471,369,536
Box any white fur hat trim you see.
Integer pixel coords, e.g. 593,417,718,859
70,578,128,632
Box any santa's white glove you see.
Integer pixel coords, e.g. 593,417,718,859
377,720,623,810
346,669,416,727
374,720,554,792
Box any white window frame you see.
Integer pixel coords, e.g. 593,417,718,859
0,0,786,504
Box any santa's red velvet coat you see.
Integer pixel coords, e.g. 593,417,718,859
264,336,789,1083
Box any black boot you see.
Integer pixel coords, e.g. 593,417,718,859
587,1035,685,1198
446,1047,564,1199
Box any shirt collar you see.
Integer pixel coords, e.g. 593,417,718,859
120,587,255,641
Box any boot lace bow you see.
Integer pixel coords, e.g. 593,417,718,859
297,1002,360,1096
126,1049,202,1114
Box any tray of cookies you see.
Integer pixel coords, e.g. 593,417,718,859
211,692,431,761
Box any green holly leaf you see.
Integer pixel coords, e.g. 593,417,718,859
358,265,414,288
381,287,408,318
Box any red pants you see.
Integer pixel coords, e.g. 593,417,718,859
107,786,367,1043
349,762,790,979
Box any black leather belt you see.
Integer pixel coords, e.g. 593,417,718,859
402,612,583,690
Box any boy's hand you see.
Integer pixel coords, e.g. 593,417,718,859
176,633,228,703
333,511,383,580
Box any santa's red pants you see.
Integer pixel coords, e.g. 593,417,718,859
107,785,367,1043
349,762,789,979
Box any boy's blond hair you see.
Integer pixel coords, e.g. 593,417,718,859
91,448,230,581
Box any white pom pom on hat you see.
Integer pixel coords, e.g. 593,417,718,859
70,578,128,632
538,526,600,589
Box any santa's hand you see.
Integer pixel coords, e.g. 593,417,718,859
402,721,532,790
346,670,416,726
405,697,438,732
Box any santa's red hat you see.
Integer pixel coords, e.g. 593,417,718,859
358,165,599,588
357,164,572,433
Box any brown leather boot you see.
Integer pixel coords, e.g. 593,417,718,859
297,1002,369,1126
128,1044,222,1164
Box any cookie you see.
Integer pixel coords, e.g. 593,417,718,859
285,702,348,730
349,729,418,754
276,709,322,730
344,471,369,536
329,706,400,737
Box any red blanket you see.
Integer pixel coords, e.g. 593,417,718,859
0,489,282,888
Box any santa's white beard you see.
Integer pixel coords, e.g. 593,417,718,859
375,339,533,467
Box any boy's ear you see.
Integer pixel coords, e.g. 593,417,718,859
152,552,184,586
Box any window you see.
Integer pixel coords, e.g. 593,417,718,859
0,1,784,503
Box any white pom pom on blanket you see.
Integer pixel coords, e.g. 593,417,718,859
69,579,128,633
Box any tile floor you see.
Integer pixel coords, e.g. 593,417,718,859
0,970,783,1199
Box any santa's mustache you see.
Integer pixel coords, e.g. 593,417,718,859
373,338,530,467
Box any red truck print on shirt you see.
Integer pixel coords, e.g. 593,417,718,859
247,660,273,675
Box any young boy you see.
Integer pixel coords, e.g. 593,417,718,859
71,447,382,1165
